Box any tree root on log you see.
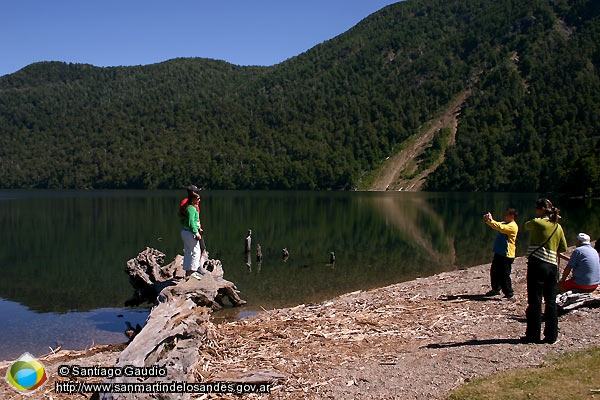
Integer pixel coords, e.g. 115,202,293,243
124,247,246,309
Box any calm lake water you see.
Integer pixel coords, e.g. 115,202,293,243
1,190,599,361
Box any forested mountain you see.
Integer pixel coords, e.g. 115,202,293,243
1,0,599,193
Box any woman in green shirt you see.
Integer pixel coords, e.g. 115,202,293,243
522,198,568,344
180,191,202,277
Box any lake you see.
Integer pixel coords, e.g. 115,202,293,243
1,190,598,361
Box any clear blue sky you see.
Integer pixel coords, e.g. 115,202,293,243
0,1,400,77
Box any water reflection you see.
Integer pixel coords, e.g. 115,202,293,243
0,298,147,361
0,191,175,313
211,192,465,311
2,191,599,314
370,193,456,266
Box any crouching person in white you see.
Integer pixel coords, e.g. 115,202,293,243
558,232,600,293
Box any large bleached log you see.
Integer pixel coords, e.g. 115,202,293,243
99,248,248,400
124,247,246,309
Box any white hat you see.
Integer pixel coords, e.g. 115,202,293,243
577,232,591,245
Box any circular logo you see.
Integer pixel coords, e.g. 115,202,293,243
5,353,48,393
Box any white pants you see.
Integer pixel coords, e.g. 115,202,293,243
181,229,200,271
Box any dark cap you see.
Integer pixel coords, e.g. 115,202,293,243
187,185,201,194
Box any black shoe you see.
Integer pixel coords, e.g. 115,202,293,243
520,336,542,344
485,290,501,296
501,294,515,301
542,337,559,344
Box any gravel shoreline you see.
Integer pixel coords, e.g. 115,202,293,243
2,254,599,399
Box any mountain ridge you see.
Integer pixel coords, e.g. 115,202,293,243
1,0,599,194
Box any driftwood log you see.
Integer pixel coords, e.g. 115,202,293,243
557,289,600,314
124,247,246,310
97,248,285,400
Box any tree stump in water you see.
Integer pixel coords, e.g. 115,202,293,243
245,229,252,253
99,248,255,400
256,244,263,262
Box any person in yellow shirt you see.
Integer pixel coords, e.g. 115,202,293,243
483,208,519,299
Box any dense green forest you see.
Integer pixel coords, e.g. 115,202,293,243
0,0,599,193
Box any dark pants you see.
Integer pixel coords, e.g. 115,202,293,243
525,257,558,342
490,253,514,297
